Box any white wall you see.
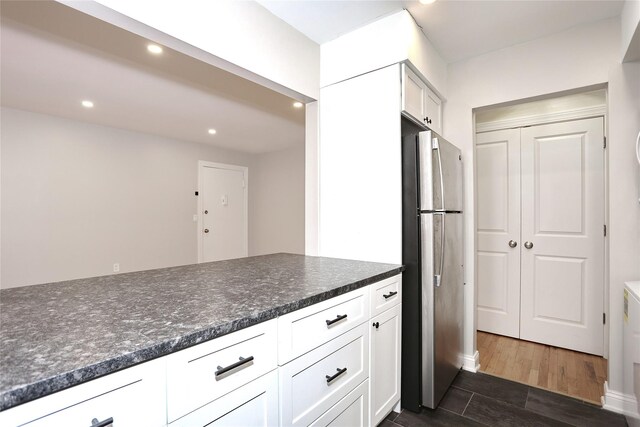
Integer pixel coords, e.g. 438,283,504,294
250,144,305,256
318,65,402,264
1,108,305,288
61,0,320,100
320,10,447,97
444,17,640,398
621,0,640,61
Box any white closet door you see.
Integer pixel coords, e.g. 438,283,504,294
476,128,522,338
520,117,605,356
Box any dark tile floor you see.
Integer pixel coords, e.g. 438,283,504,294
381,370,628,427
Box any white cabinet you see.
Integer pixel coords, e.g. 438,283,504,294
0,358,166,427
369,275,402,318
170,370,279,427
370,304,402,426
401,64,442,134
278,286,369,364
1,276,402,427
279,323,369,427
166,319,277,422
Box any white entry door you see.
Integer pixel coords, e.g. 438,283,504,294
520,117,605,355
476,117,605,356
198,162,248,263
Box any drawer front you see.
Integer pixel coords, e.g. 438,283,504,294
279,323,369,427
170,370,278,427
166,319,277,422
309,379,369,427
369,275,402,318
0,359,166,427
278,286,369,364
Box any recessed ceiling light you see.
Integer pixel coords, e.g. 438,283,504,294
293,102,303,108
147,44,163,55
208,129,217,135
419,0,436,4
81,100,94,108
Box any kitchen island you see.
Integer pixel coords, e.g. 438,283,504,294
0,253,403,417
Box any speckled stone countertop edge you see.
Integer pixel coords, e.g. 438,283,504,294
0,266,403,411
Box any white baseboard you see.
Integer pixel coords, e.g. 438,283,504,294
602,381,640,419
462,351,480,373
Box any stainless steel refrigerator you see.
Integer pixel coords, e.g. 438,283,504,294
401,118,464,411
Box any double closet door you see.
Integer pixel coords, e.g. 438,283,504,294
476,117,605,356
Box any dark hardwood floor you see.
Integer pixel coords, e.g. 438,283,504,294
381,370,627,427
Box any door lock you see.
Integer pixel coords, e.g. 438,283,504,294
508,240,518,248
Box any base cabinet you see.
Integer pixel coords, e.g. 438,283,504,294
1,276,402,427
370,304,402,426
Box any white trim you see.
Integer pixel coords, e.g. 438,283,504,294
602,381,640,417
197,161,249,263
476,105,607,133
462,351,480,373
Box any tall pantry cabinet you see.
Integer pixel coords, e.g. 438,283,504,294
319,62,443,424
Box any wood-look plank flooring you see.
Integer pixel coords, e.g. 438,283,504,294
477,331,607,405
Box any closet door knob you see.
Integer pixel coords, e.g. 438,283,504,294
508,240,517,248
524,241,533,249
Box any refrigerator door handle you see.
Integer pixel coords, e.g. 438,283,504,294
433,138,446,211
434,212,445,287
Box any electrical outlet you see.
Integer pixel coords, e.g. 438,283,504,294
113,263,120,273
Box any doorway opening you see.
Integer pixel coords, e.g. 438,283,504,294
473,88,608,404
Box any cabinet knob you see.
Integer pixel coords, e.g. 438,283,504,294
204,228,210,233
373,322,380,329
524,241,534,249
508,240,518,248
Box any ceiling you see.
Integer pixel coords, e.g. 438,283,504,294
258,0,625,63
0,1,304,155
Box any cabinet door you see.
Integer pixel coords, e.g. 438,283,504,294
424,85,442,134
170,370,278,427
370,304,401,426
401,64,426,124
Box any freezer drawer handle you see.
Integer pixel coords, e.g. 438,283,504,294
215,356,254,378
326,314,348,326
383,291,398,299
90,418,113,427
326,367,347,384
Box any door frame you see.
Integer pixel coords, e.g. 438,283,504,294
197,161,249,263
472,102,609,359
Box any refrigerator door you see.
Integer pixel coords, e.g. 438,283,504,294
421,212,464,408
420,212,436,406
419,132,463,212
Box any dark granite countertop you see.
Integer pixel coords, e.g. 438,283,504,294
0,253,403,411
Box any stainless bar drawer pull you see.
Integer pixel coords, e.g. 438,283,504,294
325,367,347,384
215,356,254,377
326,314,347,326
91,417,113,427
383,291,398,299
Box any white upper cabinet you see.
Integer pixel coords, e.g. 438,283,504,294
401,64,442,134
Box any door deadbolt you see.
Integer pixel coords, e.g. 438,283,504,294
524,241,533,249
508,240,518,248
